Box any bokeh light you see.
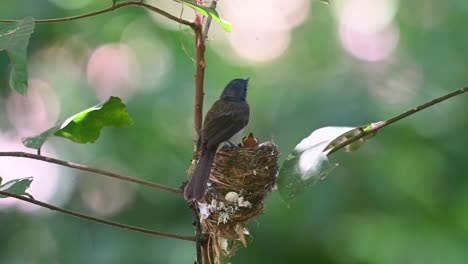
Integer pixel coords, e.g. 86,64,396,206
120,19,173,93
339,24,399,62
29,37,90,91
6,79,60,136
332,0,399,34
212,0,310,63
1,1,468,263
0,135,61,213
78,159,136,217
87,44,140,100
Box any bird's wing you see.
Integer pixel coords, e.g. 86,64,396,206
202,100,249,149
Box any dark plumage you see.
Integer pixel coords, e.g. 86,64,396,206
184,78,250,201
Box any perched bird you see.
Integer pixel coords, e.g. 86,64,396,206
184,78,250,201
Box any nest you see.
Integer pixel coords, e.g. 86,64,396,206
193,141,279,263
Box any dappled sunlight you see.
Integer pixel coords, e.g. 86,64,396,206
6,79,60,136
87,44,140,100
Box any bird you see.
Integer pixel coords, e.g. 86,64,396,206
184,78,250,201
242,132,258,148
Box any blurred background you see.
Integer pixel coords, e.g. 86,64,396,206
1,0,468,263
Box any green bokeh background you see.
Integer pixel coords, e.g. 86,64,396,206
1,1,468,263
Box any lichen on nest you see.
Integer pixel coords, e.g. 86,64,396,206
192,141,279,262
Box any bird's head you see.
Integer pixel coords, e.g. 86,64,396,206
220,77,249,102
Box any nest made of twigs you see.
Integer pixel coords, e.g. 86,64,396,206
194,141,279,263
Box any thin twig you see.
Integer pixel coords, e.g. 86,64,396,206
327,86,468,155
0,152,182,195
0,1,195,29
203,0,218,40
0,190,195,242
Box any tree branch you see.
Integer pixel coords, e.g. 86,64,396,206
191,204,203,263
192,3,206,154
0,152,182,195
0,1,195,29
0,190,195,241
327,86,468,155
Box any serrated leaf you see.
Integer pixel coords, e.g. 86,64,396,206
22,96,133,150
0,177,33,198
0,17,35,95
175,0,232,31
277,127,354,202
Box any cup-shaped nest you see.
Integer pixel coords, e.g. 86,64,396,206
195,141,279,262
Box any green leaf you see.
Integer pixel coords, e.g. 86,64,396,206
277,127,354,202
175,0,232,31
22,96,133,150
0,17,35,95
0,177,33,198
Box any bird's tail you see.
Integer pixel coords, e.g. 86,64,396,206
184,149,216,201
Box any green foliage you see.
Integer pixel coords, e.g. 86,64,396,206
0,177,33,198
0,17,34,95
22,96,133,150
175,0,232,31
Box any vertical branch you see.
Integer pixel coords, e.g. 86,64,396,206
193,0,206,154
192,2,206,263
191,205,203,263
